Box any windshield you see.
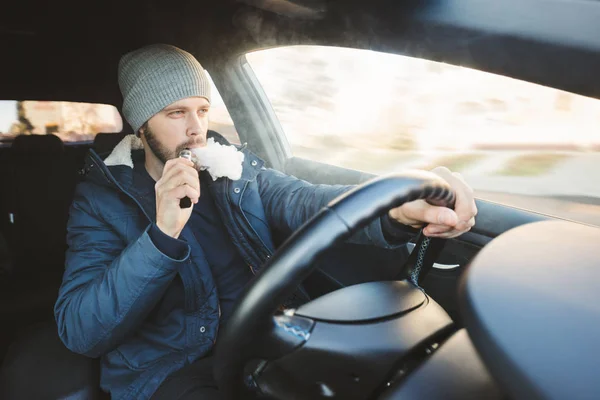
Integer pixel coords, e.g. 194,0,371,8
246,45,600,226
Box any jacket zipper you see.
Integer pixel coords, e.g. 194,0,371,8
238,180,273,260
214,303,221,344
225,179,273,270
231,143,273,262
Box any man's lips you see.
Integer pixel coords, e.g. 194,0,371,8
181,142,206,150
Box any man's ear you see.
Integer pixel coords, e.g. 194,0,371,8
138,121,149,138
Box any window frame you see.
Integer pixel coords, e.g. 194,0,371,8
204,54,292,171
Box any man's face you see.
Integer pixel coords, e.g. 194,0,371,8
141,96,210,164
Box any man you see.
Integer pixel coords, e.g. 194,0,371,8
54,44,476,400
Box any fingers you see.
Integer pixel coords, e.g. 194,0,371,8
162,157,197,182
162,157,198,178
157,185,200,207
399,200,459,227
426,229,468,239
158,169,200,195
424,215,476,238
162,157,196,176
388,167,478,239
448,172,476,214
156,158,200,194
169,184,201,204
155,158,201,208
423,223,452,235
430,168,478,228
391,197,475,236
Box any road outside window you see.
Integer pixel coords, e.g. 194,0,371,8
246,45,600,226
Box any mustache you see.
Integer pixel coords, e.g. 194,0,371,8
176,139,206,152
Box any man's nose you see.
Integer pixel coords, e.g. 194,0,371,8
186,113,205,138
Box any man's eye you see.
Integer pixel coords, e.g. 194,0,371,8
170,110,184,116
198,108,209,115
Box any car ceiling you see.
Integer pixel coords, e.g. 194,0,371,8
2,0,600,110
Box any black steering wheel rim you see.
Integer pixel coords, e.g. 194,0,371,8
214,171,456,399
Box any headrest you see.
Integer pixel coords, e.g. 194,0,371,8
93,132,127,155
11,134,64,156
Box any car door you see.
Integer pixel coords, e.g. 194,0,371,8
209,45,600,322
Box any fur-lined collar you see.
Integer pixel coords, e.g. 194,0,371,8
104,134,144,168
97,132,264,184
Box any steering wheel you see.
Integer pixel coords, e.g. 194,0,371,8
214,171,456,399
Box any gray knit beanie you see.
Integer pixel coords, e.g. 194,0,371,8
118,44,212,133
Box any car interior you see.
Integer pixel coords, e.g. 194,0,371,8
0,0,599,399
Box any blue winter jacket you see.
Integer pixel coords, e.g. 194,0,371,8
54,133,407,399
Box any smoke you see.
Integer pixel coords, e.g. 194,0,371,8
190,138,245,181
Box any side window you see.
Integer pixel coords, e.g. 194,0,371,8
0,100,123,145
206,71,241,145
0,72,240,147
245,45,600,225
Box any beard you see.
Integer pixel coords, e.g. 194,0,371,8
142,123,206,165
143,124,173,165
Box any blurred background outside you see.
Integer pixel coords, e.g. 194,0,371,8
246,46,600,225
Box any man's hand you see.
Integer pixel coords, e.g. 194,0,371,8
155,158,200,238
388,167,477,238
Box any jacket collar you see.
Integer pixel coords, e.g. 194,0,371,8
103,134,144,169
82,132,265,201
